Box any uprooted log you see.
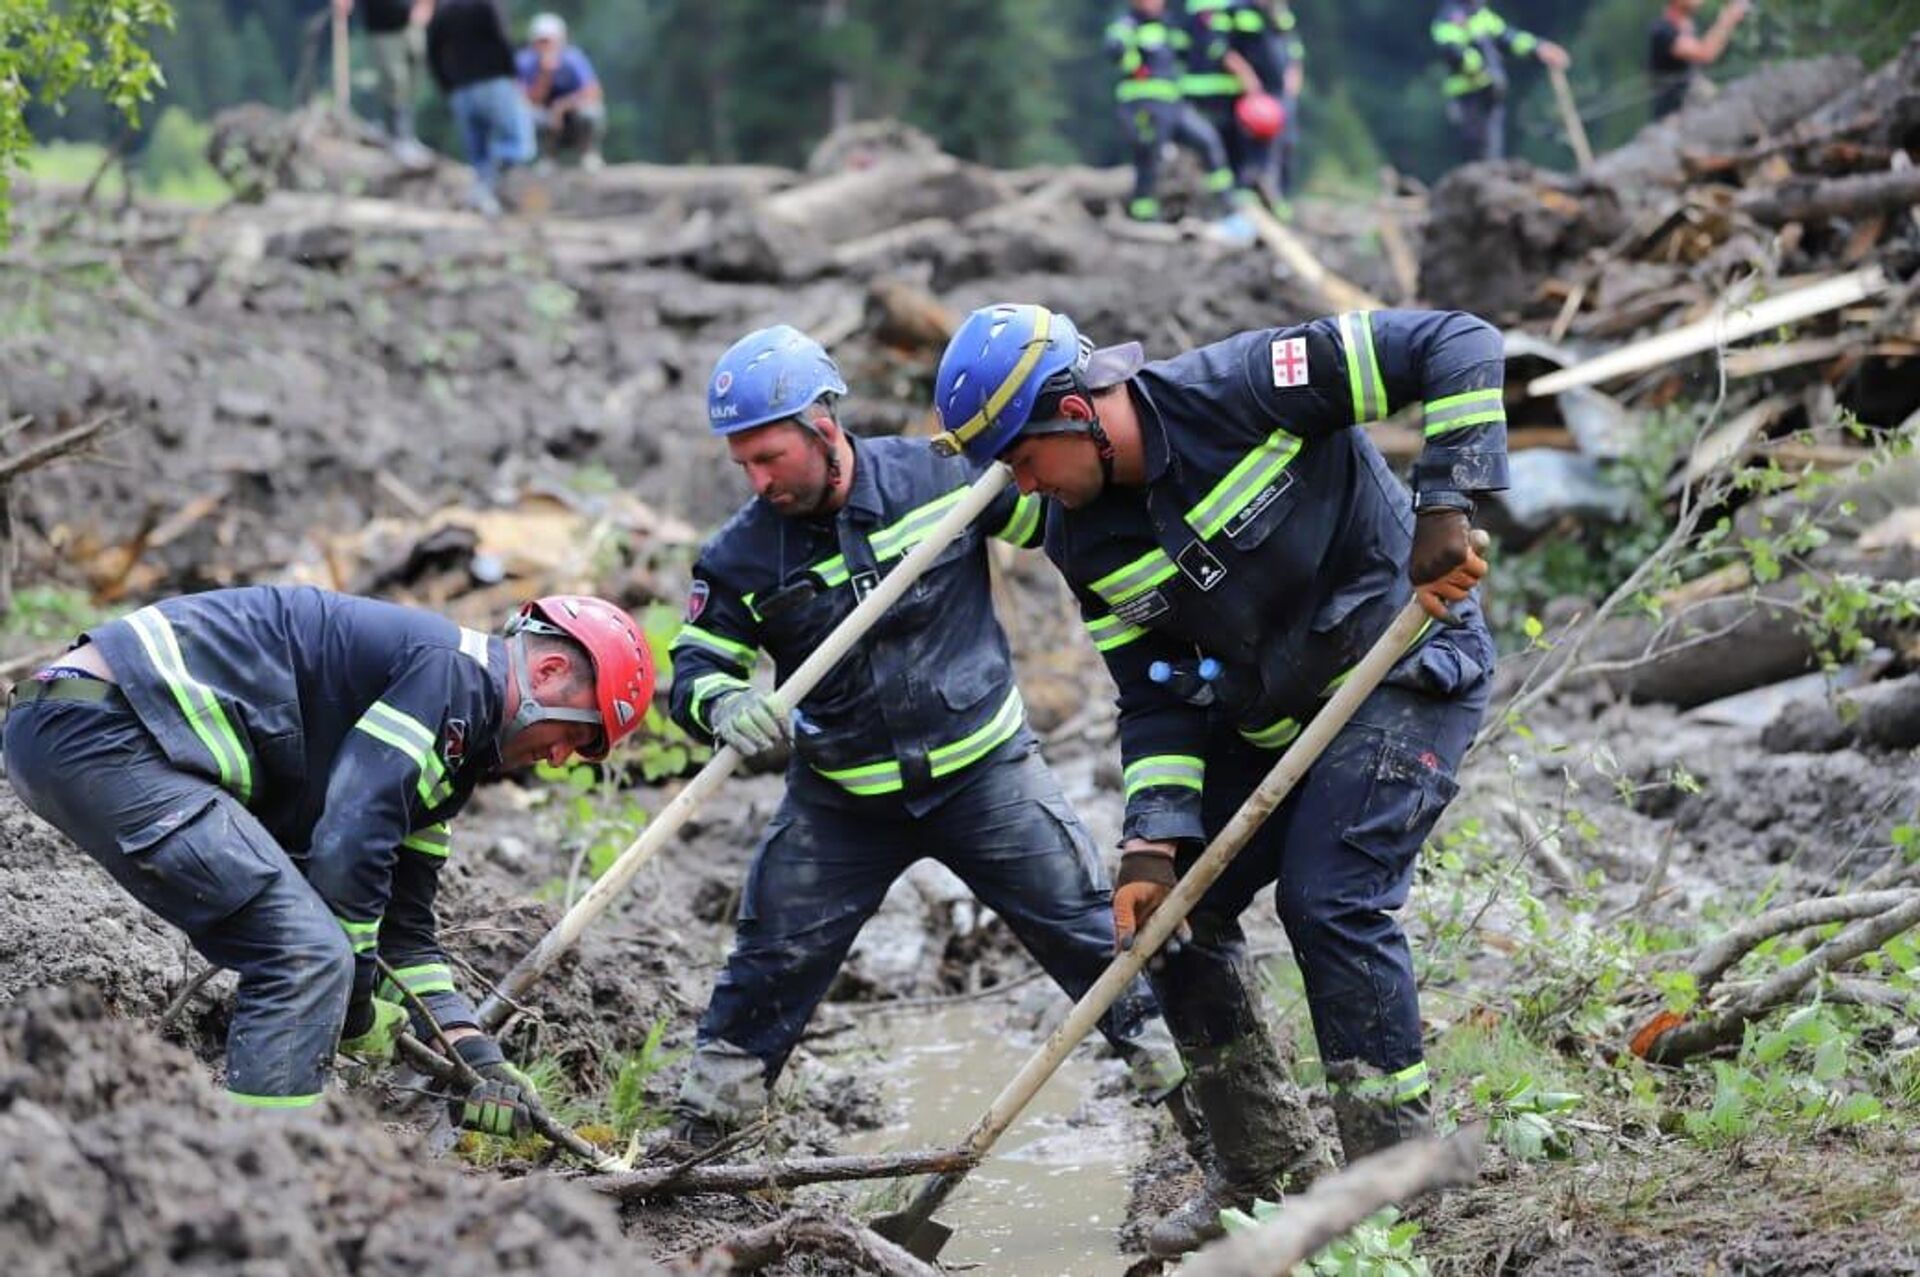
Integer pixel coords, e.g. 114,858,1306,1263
1761,673,1920,753
1182,1127,1486,1277
1739,168,1920,228
1634,894,1920,1065
1684,890,1920,996
674,1211,940,1277
580,1147,978,1201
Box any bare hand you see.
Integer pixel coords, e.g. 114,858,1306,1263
1539,41,1571,71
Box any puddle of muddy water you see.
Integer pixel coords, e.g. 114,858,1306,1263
844,1002,1143,1276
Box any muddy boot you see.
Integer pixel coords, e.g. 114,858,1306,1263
1328,1060,1434,1164
662,1040,767,1157
1145,1034,1332,1258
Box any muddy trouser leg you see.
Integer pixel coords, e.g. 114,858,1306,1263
2,696,353,1110
677,791,906,1129
1119,102,1166,221
1176,100,1240,215
1448,91,1501,164
1278,605,1493,1163
930,741,1182,1097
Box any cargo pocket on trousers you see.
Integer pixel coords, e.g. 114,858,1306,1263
115,797,281,933
1341,738,1461,886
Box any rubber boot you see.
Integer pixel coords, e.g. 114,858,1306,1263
661,1040,767,1157
1145,1032,1332,1258
1328,1060,1435,1164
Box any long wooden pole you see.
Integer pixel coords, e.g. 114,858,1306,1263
879,595,1439,1250
1548,67,1593,174
477,464,1014,1031
331,2,352,123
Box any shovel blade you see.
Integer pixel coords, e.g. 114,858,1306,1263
869,1209,953,1261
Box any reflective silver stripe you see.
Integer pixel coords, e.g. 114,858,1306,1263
870,487,969,560
1091,548,1178,607
1422,387,1504,437
1338,311,1387,423
816,688,1026,795
402,821,451,858
1184,428,1304,539
458,627,491,667
995,492,1044,545
336,915,381,954
353,700,451,808
380,961,456,998
1123,754,1205,798
1086,613,1147,652
124,606,254,802
671,624,757,671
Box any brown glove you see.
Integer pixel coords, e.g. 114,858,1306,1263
1114,845,1189,955
1409,508,1488,622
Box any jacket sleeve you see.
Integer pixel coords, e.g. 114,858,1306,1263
1493,10,1540,58
374,820,480,1033
667,559,764,744
981,481,1047,550
1062,564,1210,846
1245,309,1510,508
306,647,488,1012
1431,8,1473,70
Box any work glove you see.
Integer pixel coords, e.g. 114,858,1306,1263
339,997,406,1065
1409,508,1488,623
1114,844,1190,957
447,1035,538,1137
710,689,790,767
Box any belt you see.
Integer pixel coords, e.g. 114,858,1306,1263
8,677,123,708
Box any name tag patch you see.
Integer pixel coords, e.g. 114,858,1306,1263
1176,540,1227,592
1114,589,1172,626
1223,471,1294,541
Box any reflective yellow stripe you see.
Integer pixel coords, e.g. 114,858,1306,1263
1086,613,1148,653
1091,548,1178,608
994,492,1044,546
1180,72,1242,96
354,700,452,808
1338,311,1387,423
671,624,758,670
689,672,751,732
1123,754,1205,798
946,309,1054,451
402,821,451,859
816,688,1025,795
124,607,254,803
1333,1059,1431,1103
336,915,381,954
1183,428,1303,539
810,486,973,588
1423,387,1505,438
229,1091,322,1109
379,962,457,999
1239,619,1436,748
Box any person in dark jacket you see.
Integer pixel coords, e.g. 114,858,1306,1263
425,0,533,214
663,325,1184,1147
1431,0,1569,164
3,588,654,1126
933,302,1506,1255
1649,0,1750,120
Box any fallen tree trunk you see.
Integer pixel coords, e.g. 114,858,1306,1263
1761,673,1920,754
1739,168,1920,227
1686,890,1919,994
673,1210,940,1276
1183,1127,1486,1277
579,1147,978,1201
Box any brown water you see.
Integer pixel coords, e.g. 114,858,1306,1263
847,1002,1144,1275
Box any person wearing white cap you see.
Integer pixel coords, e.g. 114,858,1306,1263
517,12,607,171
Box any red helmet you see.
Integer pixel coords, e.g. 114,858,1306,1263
1235,92,1286,142
504,595,656,761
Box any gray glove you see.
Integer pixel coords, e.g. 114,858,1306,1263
711,689,790,761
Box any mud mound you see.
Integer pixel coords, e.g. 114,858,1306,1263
0,986,667,1277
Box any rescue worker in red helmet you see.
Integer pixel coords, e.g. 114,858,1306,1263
3,586,653,1131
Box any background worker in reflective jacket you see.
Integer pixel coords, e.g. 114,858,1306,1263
1259,2,1307,209
1182,0,1272,200
1431,0,1569,164
933,302,1507,1256
664,324,1183,1146
3,587,654,1131
1108,0,1235,223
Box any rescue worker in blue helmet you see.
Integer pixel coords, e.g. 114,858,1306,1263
3,587,655,1130
663,324,1188,1148
932,303,1507,1256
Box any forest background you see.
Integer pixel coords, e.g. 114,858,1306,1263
22,0,1920,200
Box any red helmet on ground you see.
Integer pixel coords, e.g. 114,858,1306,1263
504,595,656,761
1236,92,1286,142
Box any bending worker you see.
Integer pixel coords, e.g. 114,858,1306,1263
932,302,1507,1255
1431,0,1569,163
4,586,655,1131
665,325,1183,1147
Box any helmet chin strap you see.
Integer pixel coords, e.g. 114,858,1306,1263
501,631,601,750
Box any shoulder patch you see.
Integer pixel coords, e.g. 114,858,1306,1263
441,718,468,768
458,627,491,667
1270,336,1310,389
686,579,710,623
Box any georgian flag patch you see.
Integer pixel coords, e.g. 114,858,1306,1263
1270,336,1310,388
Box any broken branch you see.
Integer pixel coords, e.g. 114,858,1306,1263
672,1209,941,1276
581,1147,978,1201
1688,890,1920,994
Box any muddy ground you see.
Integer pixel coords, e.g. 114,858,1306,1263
3,124,1919,1273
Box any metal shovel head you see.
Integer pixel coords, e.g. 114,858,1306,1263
869,1208,953,1261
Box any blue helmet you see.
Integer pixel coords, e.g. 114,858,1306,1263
932,304,1092,464
707,325,849,437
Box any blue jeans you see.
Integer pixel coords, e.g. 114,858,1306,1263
1150,601,1494,1079
694,740,1162,1084
448,76,534,193
4,693,352,1104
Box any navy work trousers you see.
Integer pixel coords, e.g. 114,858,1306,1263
697,739,1160,1078
4,692,352,1104
1149,602,1493,1078
1447,90,1506,163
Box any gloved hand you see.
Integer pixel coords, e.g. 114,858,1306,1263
447,1034,538,1136
1114,843,1189,956
1409,508,1488,623
339,997,406,1065
710,689,790,765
